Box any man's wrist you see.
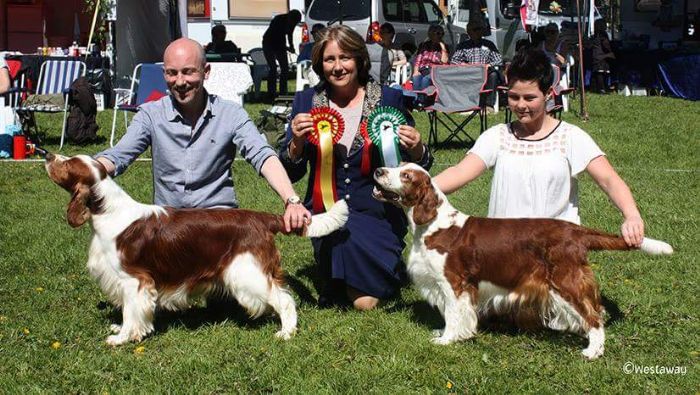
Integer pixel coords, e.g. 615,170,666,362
285,195,302,207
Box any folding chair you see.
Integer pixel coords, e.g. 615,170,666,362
392,63,410,85
1,59,26,108
295,59,312,91
548,64,575,118
110,63,167,146
419,64,490,148
247,48,269,97
15,60,86,149
204,62,253,105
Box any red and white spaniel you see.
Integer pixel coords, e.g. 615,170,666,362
373,163,672,359
45,153,348,346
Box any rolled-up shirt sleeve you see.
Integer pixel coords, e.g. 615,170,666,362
230,109,276,175
96,110,152,176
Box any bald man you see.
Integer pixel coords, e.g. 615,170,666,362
96,38,310,231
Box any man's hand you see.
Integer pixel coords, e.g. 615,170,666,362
284,203,312,232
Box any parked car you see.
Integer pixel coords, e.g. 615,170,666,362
303,0,467,57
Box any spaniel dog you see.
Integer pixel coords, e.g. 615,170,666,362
373,163,672,359
45,154,348,345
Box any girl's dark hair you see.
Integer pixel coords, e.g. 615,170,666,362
311,25,371,86
506,48,554,94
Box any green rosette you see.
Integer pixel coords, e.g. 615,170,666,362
366,106,405,167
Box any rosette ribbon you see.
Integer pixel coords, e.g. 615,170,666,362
307,106,344,213
365,106,406,168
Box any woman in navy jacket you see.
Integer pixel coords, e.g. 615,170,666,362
280,25,433,310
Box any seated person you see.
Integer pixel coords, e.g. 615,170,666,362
540,23,569,67
205,24,240,54
298,23,325,62
589,19,615,94
0,57,9,95
379,22,407,68
411,24,449,91
450,20,503,112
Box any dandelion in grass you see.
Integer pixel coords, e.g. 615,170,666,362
134,346,145,354
22,328,30,335
35,287,44,292
446,381,453,389
51,341,61,350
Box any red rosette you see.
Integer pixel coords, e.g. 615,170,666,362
359,119,373,177
307,106,345,145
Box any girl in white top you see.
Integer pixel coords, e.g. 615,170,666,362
434,48,645,247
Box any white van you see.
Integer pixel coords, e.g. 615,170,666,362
304,0,468,56
447,0,599,60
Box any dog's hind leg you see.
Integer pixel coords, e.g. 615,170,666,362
267,284,298,340
223,252,299,339
548,265,605,359
106,277,157,346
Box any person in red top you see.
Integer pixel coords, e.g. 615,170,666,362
411,24,449,90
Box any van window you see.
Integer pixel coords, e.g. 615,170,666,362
421,0,442,24
404,0,423,23
308,0,371,21
384,0,403,22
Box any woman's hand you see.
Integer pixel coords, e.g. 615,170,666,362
288,113,314,160
621,216,645,248
290,113,314,143
397,125,424,161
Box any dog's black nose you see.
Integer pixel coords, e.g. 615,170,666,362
374,168,387,178
35,147,48,158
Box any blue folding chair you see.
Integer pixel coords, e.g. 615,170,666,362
16,60,86,149
110,63,167,146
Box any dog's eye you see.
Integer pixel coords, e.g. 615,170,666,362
401,172,411,180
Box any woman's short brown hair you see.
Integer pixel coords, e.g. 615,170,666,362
311,25,371,87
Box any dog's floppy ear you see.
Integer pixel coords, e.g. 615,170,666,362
412,178,440,226
67,184,91,228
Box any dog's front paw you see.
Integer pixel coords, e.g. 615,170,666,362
581,346,604,360
431,335,455,345
110,324,122,334
431,329,444,337
274,328,296,340
106,334,129,346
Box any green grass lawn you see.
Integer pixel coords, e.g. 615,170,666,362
0,94,698,393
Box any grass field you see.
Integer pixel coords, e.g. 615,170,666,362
0,94,698,393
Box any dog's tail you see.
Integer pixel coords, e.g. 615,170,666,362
270,200,349,238
304,200,349,238
583,229,673,256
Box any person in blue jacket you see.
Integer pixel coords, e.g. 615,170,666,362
280,25,433,311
